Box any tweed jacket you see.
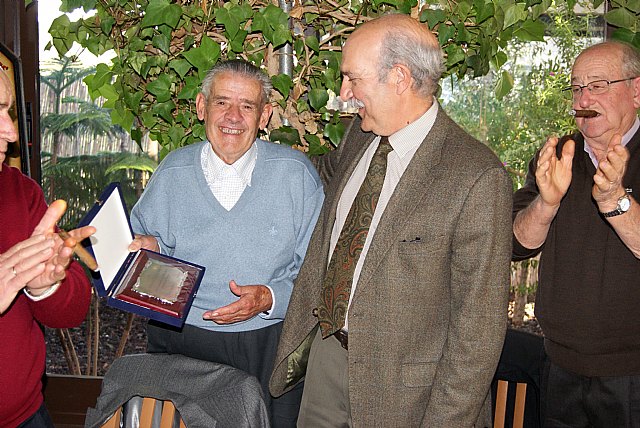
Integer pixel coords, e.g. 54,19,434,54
270,108,513,427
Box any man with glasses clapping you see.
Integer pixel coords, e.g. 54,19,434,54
513,41,640,427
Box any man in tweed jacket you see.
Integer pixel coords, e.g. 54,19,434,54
270,14,513,427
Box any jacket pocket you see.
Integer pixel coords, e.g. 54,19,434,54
397,235,446,255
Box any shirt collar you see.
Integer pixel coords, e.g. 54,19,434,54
206,141,257,186
387,98,439,158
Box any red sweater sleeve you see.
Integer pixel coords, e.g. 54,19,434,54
0,166,91,427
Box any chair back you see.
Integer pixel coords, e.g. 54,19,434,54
100,396,186,428
493,380,527,428
85,353,270,428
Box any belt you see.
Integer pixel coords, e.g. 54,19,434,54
333,330,348,350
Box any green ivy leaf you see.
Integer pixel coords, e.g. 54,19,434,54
272,26,292,49
192,123,206,141
153,100,176,123
445,45,466,67
100,16,115,35
513,19,545,41
305,35,320,54
604,8,637,29
178,76,201,100
270,126,301,146
216,8,243,39
146,74,173,103
306,134,331,155
168,125,184,146
89,63,113,90
229,30,249,53
131,128,144,145
183,36,221,74
97,84,120,108
141,0,183,29
49,15,75,56
272,74,293,99
141,111,158,129
169,59,192,79
308,88,329,111
503,3,527,30
111,103,135,131
628,0,640,13
438,23,456,45
422,9,446,28
494,70,514,100
253,4,291,47
474,0,494,24
129,51,147,77
456,0,472,20
610,27,640,48
153,34,171,55
324,121,345,146
456,22,471,42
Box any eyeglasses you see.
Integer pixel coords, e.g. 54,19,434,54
564,77,638,98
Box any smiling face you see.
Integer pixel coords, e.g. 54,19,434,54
571,44,640,151
0,71,18,171
339,28,400,136
196,72,272,164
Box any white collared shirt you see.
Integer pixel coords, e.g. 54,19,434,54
329,100,439,329
201,142,257,210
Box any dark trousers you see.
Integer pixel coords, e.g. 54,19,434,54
543,361,640,428
17,402,54,428
147,321,303,428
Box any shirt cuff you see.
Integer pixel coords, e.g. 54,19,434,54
259,285,275,318
23,282,61,301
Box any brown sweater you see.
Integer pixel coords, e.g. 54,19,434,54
513,128,640,377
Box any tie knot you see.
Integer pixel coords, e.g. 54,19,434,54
376,136,393,157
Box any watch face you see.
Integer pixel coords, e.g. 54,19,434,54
620,196,631,212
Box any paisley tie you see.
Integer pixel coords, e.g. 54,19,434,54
317,137,393,338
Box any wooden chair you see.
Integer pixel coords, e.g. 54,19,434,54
100,397,186,428
493,380,527,428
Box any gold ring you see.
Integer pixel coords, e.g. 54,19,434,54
11,267,17,277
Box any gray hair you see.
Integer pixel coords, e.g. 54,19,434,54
579,41,640,80
618,41,640,79
377,30,445,97
200,59,273,106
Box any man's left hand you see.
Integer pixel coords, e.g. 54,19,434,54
202,280,273,324
593,135,630,212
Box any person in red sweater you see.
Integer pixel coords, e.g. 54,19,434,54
0,70,95,427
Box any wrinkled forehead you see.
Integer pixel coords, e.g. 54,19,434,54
572,48,622,81
0,71,14,105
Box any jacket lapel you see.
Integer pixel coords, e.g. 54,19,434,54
353,109,451,294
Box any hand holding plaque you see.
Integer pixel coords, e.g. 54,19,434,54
78,183,205,327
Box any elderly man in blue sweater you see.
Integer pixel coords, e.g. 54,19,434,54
128,59,324,427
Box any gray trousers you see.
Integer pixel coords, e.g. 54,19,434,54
297,328,352,428
544,361,640,428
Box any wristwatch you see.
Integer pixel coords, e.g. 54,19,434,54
601,188,633,218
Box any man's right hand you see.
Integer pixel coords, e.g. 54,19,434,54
535,136,575,209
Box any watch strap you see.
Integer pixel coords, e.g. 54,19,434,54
601,189,632,218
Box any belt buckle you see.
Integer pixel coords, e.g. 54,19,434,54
334,330,348,350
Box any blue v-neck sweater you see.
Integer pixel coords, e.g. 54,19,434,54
131,140,324,332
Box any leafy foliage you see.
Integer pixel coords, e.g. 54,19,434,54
444,4,597,188
41,152,155,230
48,0,637,159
